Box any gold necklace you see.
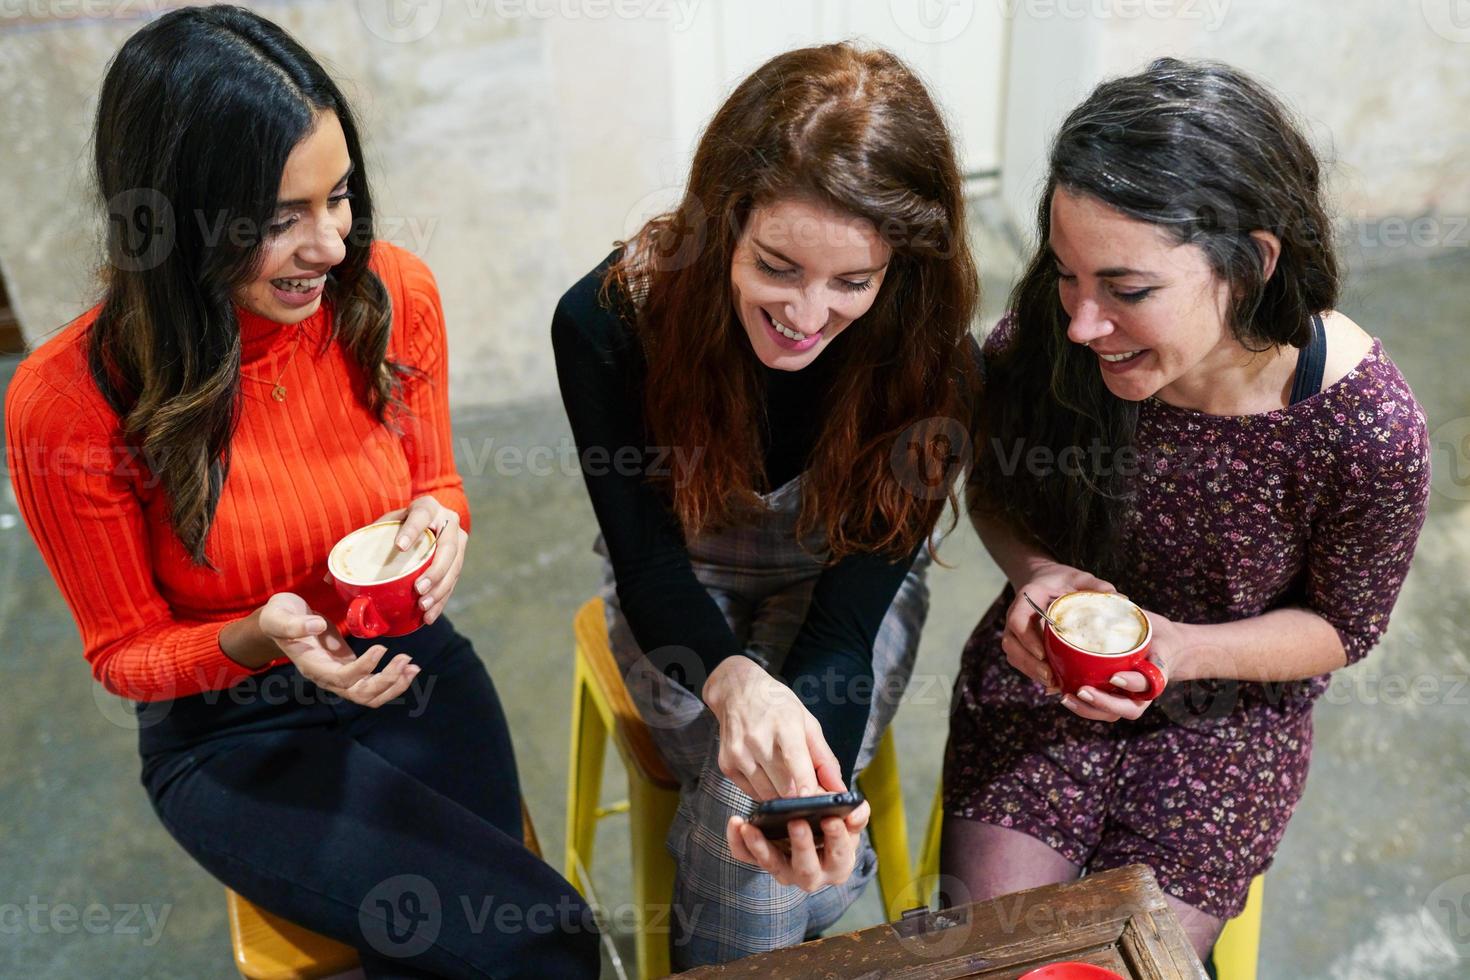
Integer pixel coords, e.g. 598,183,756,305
240,332,302,402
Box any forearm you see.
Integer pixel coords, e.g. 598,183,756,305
219,607,280,670
971,504,1056,589
1168,606,1348,684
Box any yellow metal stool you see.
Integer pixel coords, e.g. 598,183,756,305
226,804,542,979
1212,874,1264,980
565,597,916,980
913,784,1263,979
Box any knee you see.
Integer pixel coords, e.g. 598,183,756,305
668,867,812,969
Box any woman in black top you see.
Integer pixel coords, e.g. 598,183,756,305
553,43,978,967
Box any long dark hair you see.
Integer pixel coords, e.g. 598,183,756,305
606,43,979,560
974,58,1340,580
88,4,404,565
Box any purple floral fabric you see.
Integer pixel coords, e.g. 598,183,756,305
946,335,1431,919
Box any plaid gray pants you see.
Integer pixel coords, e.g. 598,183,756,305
596,478,930,969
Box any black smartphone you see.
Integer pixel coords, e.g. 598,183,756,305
746,791,865,840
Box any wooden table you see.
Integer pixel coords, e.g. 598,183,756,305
675,864,1206,979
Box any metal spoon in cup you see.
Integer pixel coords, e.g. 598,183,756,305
1022,591,1066,637
1021,591,1068,697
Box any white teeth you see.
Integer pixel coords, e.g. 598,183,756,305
272,276,325,293
1099,350,1143,363
768,313,807,342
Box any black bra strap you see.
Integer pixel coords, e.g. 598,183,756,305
1289,314,1327,405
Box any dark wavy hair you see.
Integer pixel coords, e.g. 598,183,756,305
606,42,980,560
87,4,407,564
975,57,1340,579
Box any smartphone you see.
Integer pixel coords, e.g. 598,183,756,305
746,791,865,840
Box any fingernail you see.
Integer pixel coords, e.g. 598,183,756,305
420,597,432,609
416,578,430,594
1061,695,1076,709
407,665,421,677
397,535,410,549
1077,689,1095,703
1110,674,1127,687
307,618,326,631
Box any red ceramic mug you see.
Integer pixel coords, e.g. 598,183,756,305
1042,590,1166,701
328,520,437,639
1018,964,1125,980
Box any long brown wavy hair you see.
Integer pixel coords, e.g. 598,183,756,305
87,6,410,565
605,43,980,560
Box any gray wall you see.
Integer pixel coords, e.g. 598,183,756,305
2,0,1468,410
1000,0,1470,264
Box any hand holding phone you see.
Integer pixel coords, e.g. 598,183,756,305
746,791,865,840
727,775,871,893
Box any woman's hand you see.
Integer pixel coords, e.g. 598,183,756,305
1065,610,1185,723
258,592,419,707
702,656,868,892
725,759,872,893
703,656,838,801
362,495,468,626
1002,561,1116,694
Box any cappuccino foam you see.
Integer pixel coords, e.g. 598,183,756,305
1050,592,1147,654
331,523,434,583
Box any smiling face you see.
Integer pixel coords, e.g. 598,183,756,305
729,196,891,371
233,110,354,324
1050,186,1240,404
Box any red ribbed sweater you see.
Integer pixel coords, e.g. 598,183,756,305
6,242,470,701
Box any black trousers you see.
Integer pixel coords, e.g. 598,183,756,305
137,616,599,979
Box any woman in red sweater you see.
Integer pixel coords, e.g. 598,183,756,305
5,7,597,978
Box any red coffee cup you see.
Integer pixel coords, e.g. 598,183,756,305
328,520,437,639
1019,964,1125,980
1042,590,1166,701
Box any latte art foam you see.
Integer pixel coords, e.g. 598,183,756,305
330,523,435,583
1049,592,1147,654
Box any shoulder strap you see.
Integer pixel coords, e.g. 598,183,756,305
1289,314,1327,405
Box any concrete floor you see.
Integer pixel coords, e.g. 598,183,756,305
2,246,1467,979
